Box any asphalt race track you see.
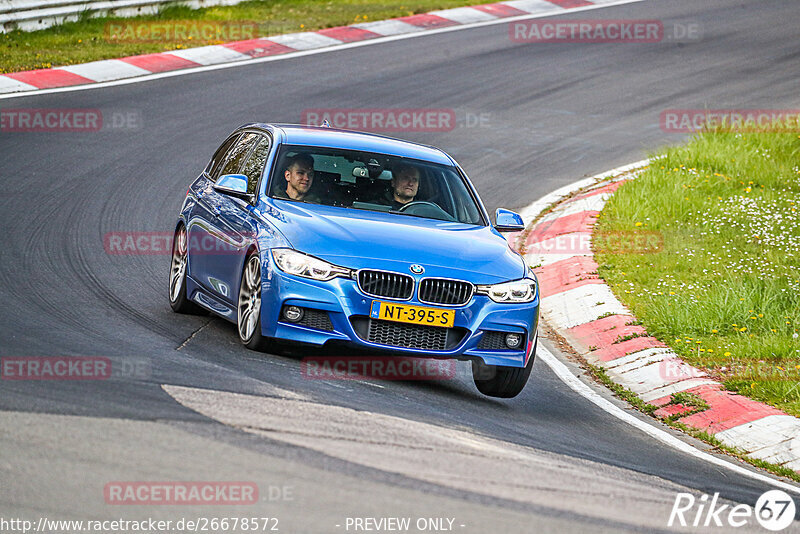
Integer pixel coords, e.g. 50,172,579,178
1,0,799,532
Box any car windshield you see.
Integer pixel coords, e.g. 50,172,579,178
268,144,485,225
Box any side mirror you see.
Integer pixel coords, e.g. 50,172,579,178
494,208,525,232
214,174,252,200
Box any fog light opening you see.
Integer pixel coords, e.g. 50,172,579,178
283,305,304,323
505,333,523,349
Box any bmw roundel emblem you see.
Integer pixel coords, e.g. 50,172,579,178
410,264,425,274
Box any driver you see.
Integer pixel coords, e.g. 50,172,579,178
374,163,420,210
276,153,319,202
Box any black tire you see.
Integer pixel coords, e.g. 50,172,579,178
237,251,273,352
168,224,206,314
472,339,537,398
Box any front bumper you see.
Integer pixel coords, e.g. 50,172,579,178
260,258,539,368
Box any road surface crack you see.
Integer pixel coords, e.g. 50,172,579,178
176,319,213,351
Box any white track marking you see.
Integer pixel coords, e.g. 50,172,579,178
636,379,720,403
600,348,674,370
0,76,37,92
352,19,425,36
503,0,560,14
168,45,250,65
429,7,497,24
59,59,150,82
0,0,645,100
716,416,800,466
540,283,629,328
268,32,344,50
551,192,612,216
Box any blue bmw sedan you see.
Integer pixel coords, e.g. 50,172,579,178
169,123,539,397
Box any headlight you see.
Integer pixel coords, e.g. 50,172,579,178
476,278,537,303
271,249,351,281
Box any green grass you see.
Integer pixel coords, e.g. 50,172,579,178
667,391,709,411
585,363,658,415
1,0,485,73
595,128,800,416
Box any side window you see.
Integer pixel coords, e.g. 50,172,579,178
241,136,271,195
219,132,260,178
206,134,240,182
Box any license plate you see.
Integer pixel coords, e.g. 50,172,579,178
370,301,455,328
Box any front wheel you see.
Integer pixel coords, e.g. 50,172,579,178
472,340,536,398
238,252,272,352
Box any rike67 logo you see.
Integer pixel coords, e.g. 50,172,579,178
669,490,796,531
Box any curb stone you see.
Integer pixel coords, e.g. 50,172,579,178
517,162,800,474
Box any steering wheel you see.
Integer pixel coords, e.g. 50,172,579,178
397,201,456,222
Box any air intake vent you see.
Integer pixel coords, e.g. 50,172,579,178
298,309,334,332
358,270,414,300
418,278,474,306
477,330,522,351
349,317,468,352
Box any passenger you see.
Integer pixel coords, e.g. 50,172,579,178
374,163,420,210
277,153,320,202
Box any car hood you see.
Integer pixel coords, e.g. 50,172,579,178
262,200,525,284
